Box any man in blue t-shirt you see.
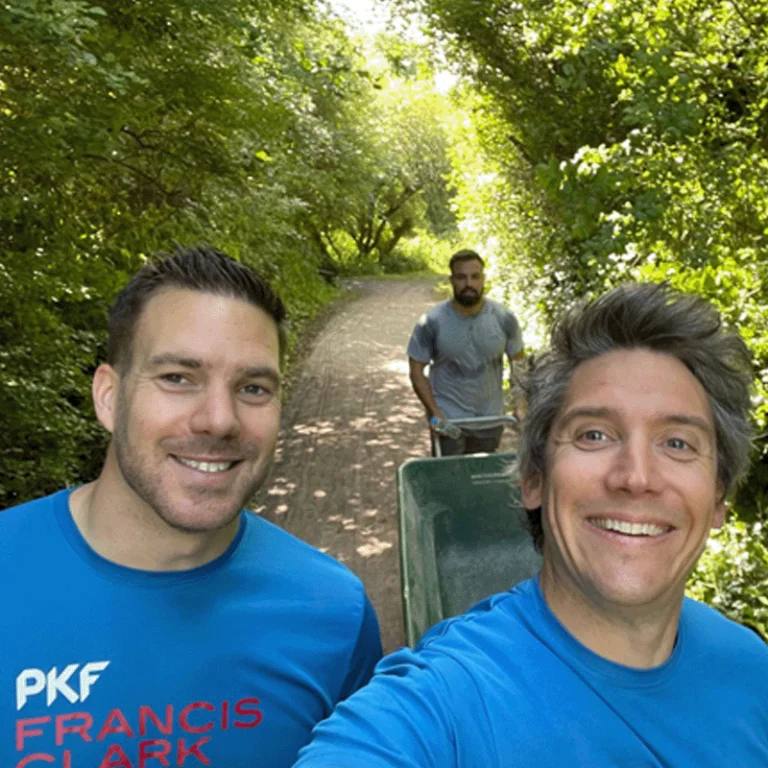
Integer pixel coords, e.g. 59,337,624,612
295,282,768,768
0,245,382,768
408,249,524,455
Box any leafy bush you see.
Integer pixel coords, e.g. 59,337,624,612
688,515,768,641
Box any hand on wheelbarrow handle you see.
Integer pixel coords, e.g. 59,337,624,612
429,416,463,440
429,415,520,457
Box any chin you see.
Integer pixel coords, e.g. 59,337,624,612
158,506,243,535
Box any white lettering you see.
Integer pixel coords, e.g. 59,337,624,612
16,669,45,711
79,661,110,703
46,664,79,706
15,661,111,710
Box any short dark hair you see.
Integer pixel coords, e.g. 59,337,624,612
107,244,286,372
519,282,754,552
449,249,484,272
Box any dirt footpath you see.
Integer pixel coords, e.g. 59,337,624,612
252,278,439,653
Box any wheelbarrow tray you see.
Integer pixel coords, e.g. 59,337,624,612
398,452,542,647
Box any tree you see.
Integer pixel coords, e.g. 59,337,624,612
402,0,768,517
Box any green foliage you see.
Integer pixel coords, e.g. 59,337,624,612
688,515,768,641
410,0,768,513
299,39,458,275
407,0,768,616
0,0,456,508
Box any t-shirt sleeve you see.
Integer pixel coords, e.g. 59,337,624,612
502,309,524,358
294,646,457,768
406,313,435,363
337,594,383,702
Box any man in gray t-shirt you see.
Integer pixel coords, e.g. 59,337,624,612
407,249,524,455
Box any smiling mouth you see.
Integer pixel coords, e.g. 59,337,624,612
172,456,241,474
590,518,673,537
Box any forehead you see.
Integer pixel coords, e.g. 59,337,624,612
557,348,714,429
133,288,280,361
451,258,483,276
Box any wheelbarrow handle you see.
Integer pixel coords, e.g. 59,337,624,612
445,415,519,428
431,414,519,457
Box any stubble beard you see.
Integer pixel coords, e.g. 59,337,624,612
112,396,273,535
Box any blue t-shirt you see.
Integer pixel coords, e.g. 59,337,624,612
295,577,768,767
0,489,382,768
407,299,523,420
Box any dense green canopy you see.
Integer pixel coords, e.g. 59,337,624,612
402,0,767,513
0,0,456,505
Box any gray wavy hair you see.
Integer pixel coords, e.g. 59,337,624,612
519,282,754,552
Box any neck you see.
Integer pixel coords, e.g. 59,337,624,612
538,564,682,669
452,297,484,316
69,457,240,571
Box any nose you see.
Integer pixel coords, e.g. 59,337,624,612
189,384,240,438
605,436,659,496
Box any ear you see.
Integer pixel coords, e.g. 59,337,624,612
521,472,543,510
712,499,726,530
92,363,120,434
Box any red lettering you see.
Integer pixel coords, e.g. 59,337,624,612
179,702,214,734
97,709,135,741
56,712,93,746
177,737,211,766
16,755,54,767
16,717,51,751
139,739,171,767
234,698,262,728
221,700,229,730
98,744,134,768
139,705,173,736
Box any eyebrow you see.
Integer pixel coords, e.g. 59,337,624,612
242,366,281,387
557,406,714,435
149,354,202,369
148,354,281,386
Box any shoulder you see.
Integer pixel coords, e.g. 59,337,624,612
418,300,452,326
239,512,381,679
484,299,519,324
415,578,543,661
363,581,547,714
0,490,70,574
682,597,768,666
240,511,368,599
0,489,65,535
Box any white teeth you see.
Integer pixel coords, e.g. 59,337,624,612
592,518,668,537
176,457,235,473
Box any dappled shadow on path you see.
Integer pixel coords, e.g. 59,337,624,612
251,280,437,653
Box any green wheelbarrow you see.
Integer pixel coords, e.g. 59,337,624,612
398,416,543,647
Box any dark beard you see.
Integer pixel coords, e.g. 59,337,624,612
454,289,481,307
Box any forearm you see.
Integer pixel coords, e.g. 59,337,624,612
409,368,441,419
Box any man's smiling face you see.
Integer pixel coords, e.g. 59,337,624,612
523,347,725,615
98,288,281,534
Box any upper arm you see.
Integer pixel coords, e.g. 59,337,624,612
502,310,524,358
295,648,457,768
408,357,428,380
337,595,383,702
406,314,435,363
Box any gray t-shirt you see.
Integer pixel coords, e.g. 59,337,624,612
407,299,523,420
